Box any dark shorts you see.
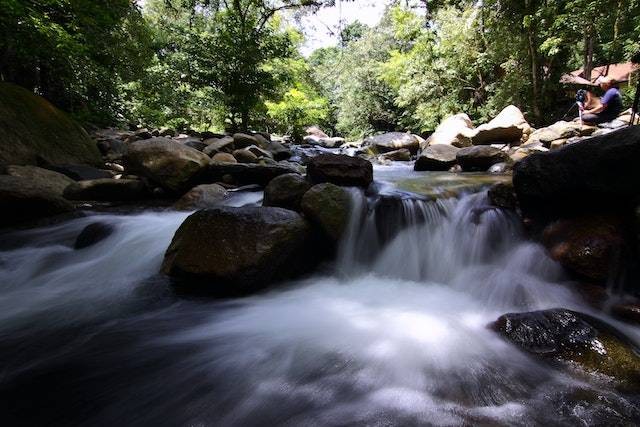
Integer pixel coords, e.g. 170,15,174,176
581,112,617,124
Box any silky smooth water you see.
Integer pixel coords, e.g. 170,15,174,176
0,184,639,426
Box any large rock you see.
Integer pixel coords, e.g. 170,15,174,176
307,154,373,188
0,83,102,167
4,165,74,197
233,133,261,149
306,126,329,139
456,146,509,171
542,215,629,282
124,137,210,194
414,144,460,171
492,308,640,388
365,132,420,154
471,105,528,145
265,140,292,161
303,135,345,148
426,113,475,148
232,148,259,164
301,183,351,242
380,148,411,162
161,206,311,294
263,173,311,211
174,184,228,210
63,179,147,201
204,162,302,187
48,164,114,181
203,136,234,156
0,175,74,226
513,126,640,217
74,222,115,249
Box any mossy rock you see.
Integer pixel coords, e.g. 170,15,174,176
0,83,102,167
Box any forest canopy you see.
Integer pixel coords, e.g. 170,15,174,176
1,0,639,136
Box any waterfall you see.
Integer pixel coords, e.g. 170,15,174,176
0,188,639,425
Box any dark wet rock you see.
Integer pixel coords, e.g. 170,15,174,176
307,154,373,188
184,140,208,152
162,206,311,294
611,303,640,325
263,173,311,211
0,82,102,167
74,222,115,249
124,137,210,194
0,175,74,226
265,140,292,161
63,179,147,201
488,182,517,210
414,145,459,171
48,164,114,181
96,138,128,160
513,126,640,218
542,214,629,282
456,146,509,172
173,184,228,210
204,162,301,187
365,132,421,154
5,165,74,197
133,128,153,140
492,308,640,388
301,183,351,242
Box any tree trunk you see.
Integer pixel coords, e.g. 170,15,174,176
241,109,249,132
584,29,594,82
527,30,541,123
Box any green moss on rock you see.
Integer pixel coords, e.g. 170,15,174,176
0,83,102,167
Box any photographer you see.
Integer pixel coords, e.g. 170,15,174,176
580,76,623,124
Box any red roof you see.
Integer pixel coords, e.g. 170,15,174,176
569,62,639,83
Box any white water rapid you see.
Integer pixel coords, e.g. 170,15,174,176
0,182,638,426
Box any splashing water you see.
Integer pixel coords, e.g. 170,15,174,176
0,186,639,426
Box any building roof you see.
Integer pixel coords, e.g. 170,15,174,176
562,62,639,85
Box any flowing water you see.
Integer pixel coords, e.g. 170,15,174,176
0,172,639,426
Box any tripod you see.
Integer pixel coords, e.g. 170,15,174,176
631,77,640,126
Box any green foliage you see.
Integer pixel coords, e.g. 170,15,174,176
266,86,329,141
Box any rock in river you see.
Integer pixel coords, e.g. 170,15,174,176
307,154,373,188
4,165,74,197
492,308,640,388
263,173,311,211
365,132,421,154
301,183,351,242
124,137,210,194
414,144,460,171
162,206,311,294
63,178,147,201
456,146,509,172
173,184,228,210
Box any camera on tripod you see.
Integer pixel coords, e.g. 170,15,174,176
575,89,588,104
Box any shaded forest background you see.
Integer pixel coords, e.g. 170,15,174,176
1,0,639,139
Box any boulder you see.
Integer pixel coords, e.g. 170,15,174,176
124,137,210,194
414,145,459,171
488,162,512,174
0,175,74,226
174,184,228,210
380,148,411,162
301,183,351,242
456,146,509,172
0,83,102,167
63,179,147,201
303,135,345,148
161,206,311,294
245,145,273,159
232,148,259,164
74,222,116,249
48,164,114,181
263,173,311,211
365,132,420,154
307,154,373,188
183,139,208,152
133,128,153,140
233,133,260,149
471,105,528,145
4,165,74,197
306,126,329,139
542,215,629,282
211,152,237,164
513,126,640,217
265,140,292,161
203,136,234,155
204,162,302,187
426,113,475,148
488,182,517,210
492,308,640,387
